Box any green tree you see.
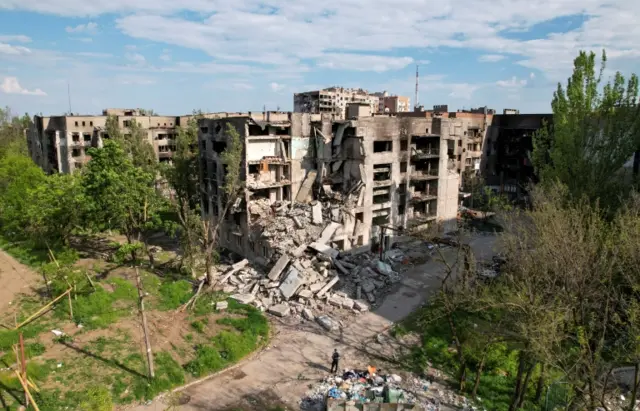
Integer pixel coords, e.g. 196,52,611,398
105,114,157,172
532,50,640,208
164,115,203,275
201,123,244,285
82,140,162,260
0,106,30,158
0,153,46,239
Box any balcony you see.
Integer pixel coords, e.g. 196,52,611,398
411,147,439,160
411,190,438,202
407,211,437,228
410,169,439,180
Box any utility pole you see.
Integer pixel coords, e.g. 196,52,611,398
414,65,419,110
67,81,72,115
135,266,155,378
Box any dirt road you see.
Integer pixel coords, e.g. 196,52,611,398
0,248,40,313
129,234,498,411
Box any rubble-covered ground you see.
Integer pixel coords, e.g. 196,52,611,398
213,234,438,327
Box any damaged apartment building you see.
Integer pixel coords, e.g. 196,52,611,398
26,108,193,174
198,105,464,266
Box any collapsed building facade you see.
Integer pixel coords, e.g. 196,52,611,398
198,106,468,266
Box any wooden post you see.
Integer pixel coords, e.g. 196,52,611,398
135,266,155,379
19,333,28,407
13,371,40,411
14,288,72,329
67,291,73,321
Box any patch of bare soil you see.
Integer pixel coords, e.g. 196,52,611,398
0,249,41,313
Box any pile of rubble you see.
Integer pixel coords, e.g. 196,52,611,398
300,369,447,411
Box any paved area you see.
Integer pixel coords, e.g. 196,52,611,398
128,234,498,411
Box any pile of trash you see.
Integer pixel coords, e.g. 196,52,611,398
300,368,444,411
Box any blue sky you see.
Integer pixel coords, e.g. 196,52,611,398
0,0,638,116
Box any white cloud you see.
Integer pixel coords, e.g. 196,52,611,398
70,37,93,43
125,44,137,50
270,82,285,92
478,54,506,63
159,51,171,61
496,76,528,88
0,42,31,55
116,75,155,85
65,22,98,34
76,52,112,58
530,72,536,79
448,83,482,100
0,76,46,95
0,35,30,43
318,54,413,72
125,52,146,65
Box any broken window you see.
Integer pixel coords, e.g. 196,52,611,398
458,140,462,147
398,204,405,215
248,124,269,136
213,141,226,154
83,133,91,142
356,212,364,224
400,139,408,151
371,208,391,226
373,186,391,204
72,148,81,157
400,162,408,173
123,120,131,127
75,121,78,126
103,133,110,139
373,140,392,153
373,163,392,181
82,121,86,127
72,133,80,142
200,126,209,134
89,121,93,126
248,164,260,174
283,185,291,201
251,188,270,200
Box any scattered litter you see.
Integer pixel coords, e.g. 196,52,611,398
51,330,65,337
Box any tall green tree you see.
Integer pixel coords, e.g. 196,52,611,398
105,115,156,172
163,115,203,274
82,140,162,259
0,106,30,158
532,50,640,207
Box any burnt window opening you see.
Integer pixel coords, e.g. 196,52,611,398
356,212,364,224
415,139,438,154
72,148,81,157
331,183,342,192
464,131,468,136
200,127,209,134
373,190,391,204
414,202,427,214
103,133,110,139
123,120,132,127
213,141,227,154
248,164,260,174
83,133,91,142
159,157,171,163
373,140,392,153
457,155,462,161
426,128,430,134
248,124,269,136
251,188,270,201
400,162,408,173
214,123,222,134
282,140,290,158
457,140,462,147
400,139,408,151
373,163,392,181
372,209,391,226
283,185,291,201
398,204,406,215
72,133,80,142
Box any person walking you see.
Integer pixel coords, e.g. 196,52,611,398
330,349,340,374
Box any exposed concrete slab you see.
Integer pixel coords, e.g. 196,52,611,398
230,293,255,305
268,304,290,317
316,276,340,297
279,267,304,300
298,289,313,299
311,202,323,225
295,170,317,203
268,255,291,281
309,242,339,259
318,222,342,244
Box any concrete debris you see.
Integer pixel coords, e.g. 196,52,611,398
230,293,255,305
311,201,323,225
302,308,315,321
215,301,228,311
316,315,338,331
268,254,291,280
213,237,432,320
268,303,291,317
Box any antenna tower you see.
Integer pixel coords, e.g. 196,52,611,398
414,65,419,110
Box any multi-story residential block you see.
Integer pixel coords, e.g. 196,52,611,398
197,106,463,265
293,87,380,120
371,91,411,113
27,109,187,174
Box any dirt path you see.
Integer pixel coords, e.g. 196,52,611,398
0,248,41,313
128,235,498,411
